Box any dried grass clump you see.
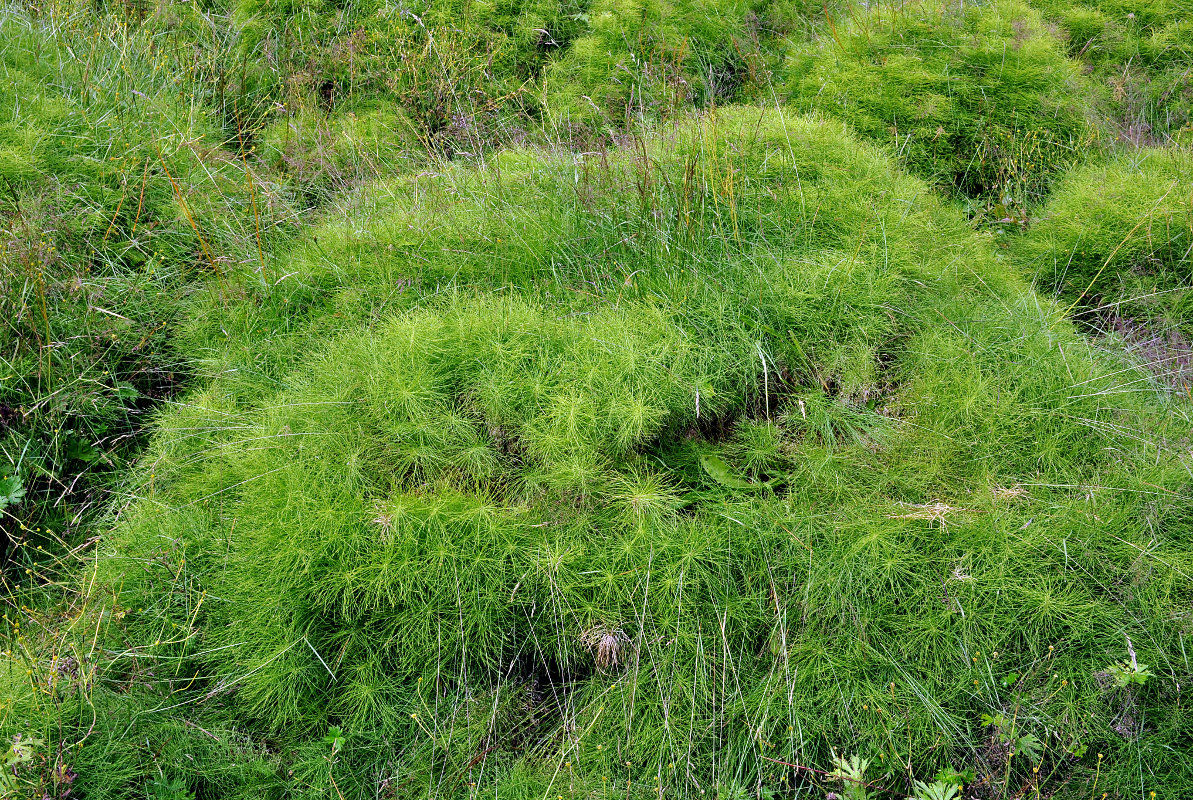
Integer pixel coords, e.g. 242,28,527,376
888,501,975,528
580,624,630,670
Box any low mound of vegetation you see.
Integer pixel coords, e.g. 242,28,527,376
1032,0,1193,142
6,109,1191,799
147,0,588,137
0,12,290,558
50,0,583,201
1014,147,1193,379
784,0,1098,210
254,102,419,205
544,0,795,127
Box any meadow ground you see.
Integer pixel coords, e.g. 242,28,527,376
1,2,1192,799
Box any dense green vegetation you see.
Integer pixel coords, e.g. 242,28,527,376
783,0,1098,210
0,11,291,557
1033,0,1193,142
3,0,1193,798
1016,147,1193,339
545,0,794,125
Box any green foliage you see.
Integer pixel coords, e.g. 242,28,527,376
1032,0,1193,140
784,0,1098,207
3,0,1193,796
829,752,870,799
981,712,1044,761
1014,146,1193,336
148,775,193,800
0,621,284,799
1,735,42,798
0,473,23,513
33,0,579,198
0,9,294,556
1106,659,1154,687
545,0,795,125
322,725,345,756
256,103,418,204
932,765,974,786
909,779,959,800
202,0,590,143
1104,641,1154,687
698,452,774,490
16,108,1182,798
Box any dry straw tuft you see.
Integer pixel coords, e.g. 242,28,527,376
992,485,1029,502
888,501,977,529
581,625,630,671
